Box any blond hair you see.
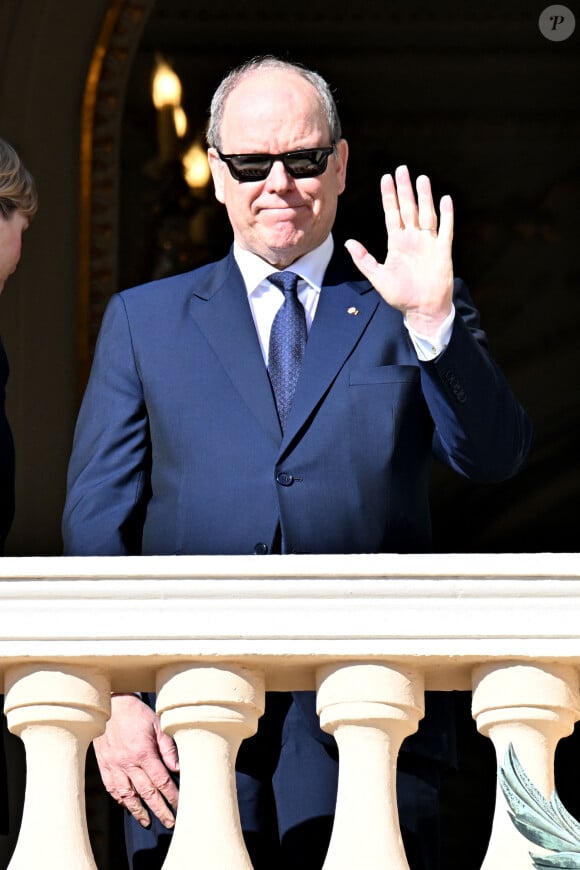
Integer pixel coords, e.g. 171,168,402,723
0,138,37,220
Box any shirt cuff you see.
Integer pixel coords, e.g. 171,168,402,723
404,305,455,361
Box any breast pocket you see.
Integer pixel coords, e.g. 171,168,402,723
347,365,425,467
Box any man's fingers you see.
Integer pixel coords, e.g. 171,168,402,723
127,765,177,828
99,767,152,827
416,175,438,231
344,239,380,282
393,165,419,229
146,759,180,812
116,781,152,828
344,238,366,262
438,194,454,246
102,762,178,829
157,723,180,773
380,173,403,233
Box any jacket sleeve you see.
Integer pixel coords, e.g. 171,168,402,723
420,279,532,483
62,294,151,555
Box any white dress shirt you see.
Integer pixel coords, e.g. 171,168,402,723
233,236,454,363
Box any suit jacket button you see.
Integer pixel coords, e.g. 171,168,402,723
253,542,269,555
276,472,294,486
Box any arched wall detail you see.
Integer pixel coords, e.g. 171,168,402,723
78,0,155,392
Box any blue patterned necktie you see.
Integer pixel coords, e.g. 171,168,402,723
267,271,307,431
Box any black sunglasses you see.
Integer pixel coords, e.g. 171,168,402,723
216,145,335,182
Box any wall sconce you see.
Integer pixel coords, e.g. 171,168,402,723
183,139,211,190
152,56,183,163
173,105,188,139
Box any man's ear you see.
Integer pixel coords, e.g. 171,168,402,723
335,138,349,196
207,148,226,203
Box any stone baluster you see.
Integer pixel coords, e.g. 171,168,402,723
317,662,424,870
3,664,110,870
472,662,580,869
156,663,265,870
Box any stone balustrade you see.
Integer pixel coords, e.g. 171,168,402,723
1,552,580,868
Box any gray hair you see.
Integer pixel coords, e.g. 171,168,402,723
206,56,342,150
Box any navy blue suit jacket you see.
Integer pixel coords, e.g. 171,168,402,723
63,248,531,560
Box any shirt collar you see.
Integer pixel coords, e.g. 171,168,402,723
233,235,334,296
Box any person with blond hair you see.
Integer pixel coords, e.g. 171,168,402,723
0,137,37,555
0,136,36,835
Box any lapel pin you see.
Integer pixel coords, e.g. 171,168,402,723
347,306,359,316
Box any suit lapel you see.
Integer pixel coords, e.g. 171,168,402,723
188,249,380,451
189,253,282,443
281,253,379,450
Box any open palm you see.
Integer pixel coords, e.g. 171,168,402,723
345,165,454,337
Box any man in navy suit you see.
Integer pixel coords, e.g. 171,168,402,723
62,57,531,868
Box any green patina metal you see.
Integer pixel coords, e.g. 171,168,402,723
500,743,580,868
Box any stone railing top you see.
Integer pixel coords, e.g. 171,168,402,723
1,553,579,691
1,551,579,580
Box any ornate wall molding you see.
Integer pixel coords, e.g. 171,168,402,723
78,0,155,393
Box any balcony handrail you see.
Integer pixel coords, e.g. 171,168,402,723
1,552,580,869
1,552,580,690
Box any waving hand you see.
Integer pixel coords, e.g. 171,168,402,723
345,165,454,338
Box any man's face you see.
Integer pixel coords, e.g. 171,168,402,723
0,210,28,295
208,70,348,268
